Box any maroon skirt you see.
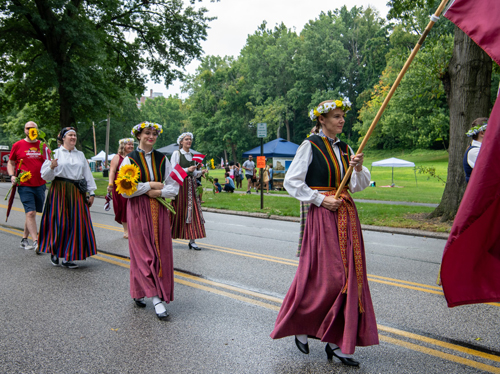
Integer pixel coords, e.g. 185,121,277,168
112,156,128,224
270,203,379,354
128,195,174,302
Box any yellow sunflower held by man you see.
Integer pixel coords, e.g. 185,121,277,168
20,171,32,183
28,128,38,141
117,164,140,180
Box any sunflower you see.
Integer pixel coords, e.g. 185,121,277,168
19,171,32,183
28,128,38,141
118,164,140,181
115,175,138,196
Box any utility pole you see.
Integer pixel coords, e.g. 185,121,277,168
104,110,110,170
92,121,97,156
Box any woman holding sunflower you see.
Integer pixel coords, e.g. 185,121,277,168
170,132,206,250
39,127,97,269
107,138,135,238
118,122,179,320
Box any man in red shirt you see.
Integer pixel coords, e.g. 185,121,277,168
7,121,50,253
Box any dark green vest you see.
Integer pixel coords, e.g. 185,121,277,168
178,151,195,176
304,134,352,188
127,149,166,183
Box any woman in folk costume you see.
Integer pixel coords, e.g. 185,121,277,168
270,99,378,366
119,122,179,320
170,132,206,250
39,127,97,269
463,118,488,183
107,138,135,238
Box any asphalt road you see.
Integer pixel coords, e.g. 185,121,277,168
0,187,499,374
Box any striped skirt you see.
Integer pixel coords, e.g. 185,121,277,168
296,201,310,257
170,175,206,240
38,179,97,261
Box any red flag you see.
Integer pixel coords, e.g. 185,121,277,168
192,154,205,163
444,0,500,66
441,99,500,307
169,163,188,186
440,0,500,307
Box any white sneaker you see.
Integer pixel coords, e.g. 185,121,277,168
20,238,30,249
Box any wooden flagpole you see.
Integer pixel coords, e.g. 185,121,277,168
334,0,451,199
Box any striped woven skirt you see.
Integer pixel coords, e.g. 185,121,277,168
296,201,310,257
170,175,206,240
38,179,97,261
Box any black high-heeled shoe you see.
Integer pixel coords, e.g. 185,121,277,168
325,344,359,366
295,336,309,354
188,242,201,250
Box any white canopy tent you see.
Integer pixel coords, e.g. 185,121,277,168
91,150,116,162
370,157,417,186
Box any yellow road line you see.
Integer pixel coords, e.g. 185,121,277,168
94,255,130,269
367,277,444,295
379,335,500,374
0,226,24,237
368,274,443,290
0,203,42,216
378,325,500,363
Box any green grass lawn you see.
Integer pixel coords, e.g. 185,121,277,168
91,149,452,232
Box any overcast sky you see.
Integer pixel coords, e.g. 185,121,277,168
146,0,390,98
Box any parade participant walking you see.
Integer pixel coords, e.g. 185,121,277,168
271,99,378,366
107,138,135,238
7,121,50,253
463,118,488,183
39,127,97,269
170,132,206,250
243,155,255,194
119,122,179,320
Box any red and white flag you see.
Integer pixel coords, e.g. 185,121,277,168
441,0,500,307
192,153,205,163
169,164,188,186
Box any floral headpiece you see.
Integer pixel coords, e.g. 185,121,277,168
466,122,487,137
309,98,352,121
177,132,194,145
119,138,134,145
131,122,163,136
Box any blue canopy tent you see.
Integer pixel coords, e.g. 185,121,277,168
242,138,299,158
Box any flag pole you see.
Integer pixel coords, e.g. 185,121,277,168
334,0,451,199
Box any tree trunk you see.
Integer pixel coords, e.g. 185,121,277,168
432,27,492,221
58,75,76,129
284,118,291,141
230,142,237,163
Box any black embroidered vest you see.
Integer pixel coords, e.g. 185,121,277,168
127,149,166,183
304,134,352,188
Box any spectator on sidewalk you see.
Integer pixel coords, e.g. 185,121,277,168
243,155,255,194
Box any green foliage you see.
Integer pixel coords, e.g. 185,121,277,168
0,0,213,129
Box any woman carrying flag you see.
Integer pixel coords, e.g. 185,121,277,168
170,132,207,250
119,122,180,320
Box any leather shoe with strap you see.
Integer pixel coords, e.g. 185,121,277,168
325,344,359,366
134,298,146,308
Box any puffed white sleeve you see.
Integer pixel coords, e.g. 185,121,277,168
82,153,97,193
170,151,183,170
283,141,325,207
119,157,151,198
347,145,371,193
467,147,479,168
40,148,58,181
161,158,180,199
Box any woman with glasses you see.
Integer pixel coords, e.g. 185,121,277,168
39,127,97,269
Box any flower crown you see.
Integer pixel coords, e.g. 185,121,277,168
177,132,194,145
309,99,352,121
466,122,487,137
119,138,134,145
131,122,163,136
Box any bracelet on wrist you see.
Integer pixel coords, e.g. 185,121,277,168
108,183,113,187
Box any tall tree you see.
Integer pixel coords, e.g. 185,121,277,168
388,0,493,221
0,0,212,129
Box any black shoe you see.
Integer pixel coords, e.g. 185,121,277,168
61,261,78,269
188,242,201,250
154,302,169,320
50,255,59,266
134,298,146,308
325,344,359,366
295,336,309,354
246,191,251,195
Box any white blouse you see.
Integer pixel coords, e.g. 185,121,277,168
467,140,482,168
170,149,202,178
41,146,97,193
284,139,371,207
119,148,179,199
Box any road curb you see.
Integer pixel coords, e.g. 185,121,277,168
201,207,450,240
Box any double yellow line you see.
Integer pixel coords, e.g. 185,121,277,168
93,250,500,373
